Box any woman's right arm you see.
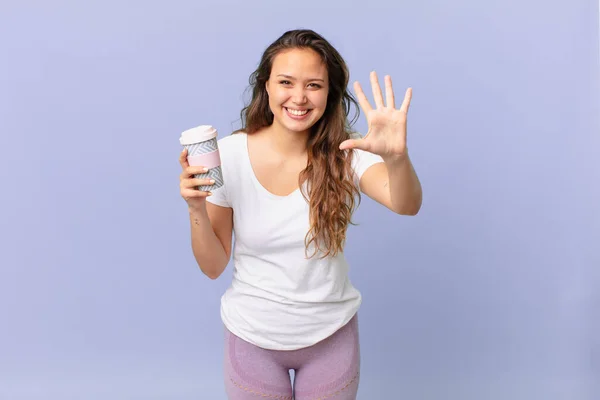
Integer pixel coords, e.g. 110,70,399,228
180,149,233,280
188,202,232,279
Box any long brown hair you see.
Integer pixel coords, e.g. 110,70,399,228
236,29,362,258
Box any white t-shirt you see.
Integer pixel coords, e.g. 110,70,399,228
206,132,383,350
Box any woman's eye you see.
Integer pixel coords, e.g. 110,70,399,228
278,80,321,88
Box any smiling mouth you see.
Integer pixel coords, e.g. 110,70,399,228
285,107,311,118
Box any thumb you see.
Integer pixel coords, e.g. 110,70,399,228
339,138,368,151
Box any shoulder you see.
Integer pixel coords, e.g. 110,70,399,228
215,131,247,160
215,131,248,173
217,131,246,151
207,132,247,206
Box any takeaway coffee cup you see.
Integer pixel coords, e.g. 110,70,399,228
179,125,224,192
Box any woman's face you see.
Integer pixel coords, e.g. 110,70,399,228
265,48,329,135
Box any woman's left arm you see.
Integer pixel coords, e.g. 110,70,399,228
340,71,422,215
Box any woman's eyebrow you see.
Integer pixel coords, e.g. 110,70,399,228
276,74,325,82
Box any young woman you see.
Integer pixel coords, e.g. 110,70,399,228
179,29,422,400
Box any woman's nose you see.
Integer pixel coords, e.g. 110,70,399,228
291,87,307,104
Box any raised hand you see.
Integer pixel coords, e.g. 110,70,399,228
339,71,412,159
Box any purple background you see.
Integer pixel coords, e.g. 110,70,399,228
1,1,598,399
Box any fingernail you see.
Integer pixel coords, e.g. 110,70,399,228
202,167,208,172
207,192,213,196
209,179,215,184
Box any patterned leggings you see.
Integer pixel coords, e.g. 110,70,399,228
223,314,360,400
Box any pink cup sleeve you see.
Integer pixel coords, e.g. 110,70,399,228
187,150,221,169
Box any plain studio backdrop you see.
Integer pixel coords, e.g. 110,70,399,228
1,1,598,399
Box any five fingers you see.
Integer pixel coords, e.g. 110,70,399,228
354,71,411,112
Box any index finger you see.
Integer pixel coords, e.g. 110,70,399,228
400,88,412,114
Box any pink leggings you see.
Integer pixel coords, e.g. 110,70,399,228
223,314,360,400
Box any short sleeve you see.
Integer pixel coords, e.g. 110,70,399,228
206,180,231,207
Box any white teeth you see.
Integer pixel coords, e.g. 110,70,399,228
286,108,309,116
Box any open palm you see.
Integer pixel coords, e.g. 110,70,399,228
339,71,412,158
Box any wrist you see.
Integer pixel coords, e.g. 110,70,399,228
188,201,207,216
382,149,409,165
